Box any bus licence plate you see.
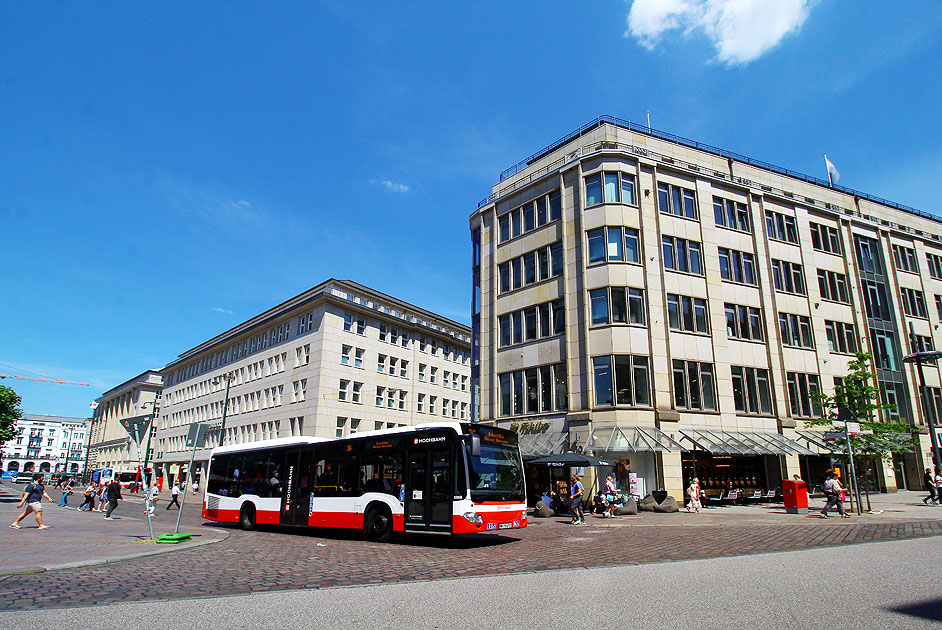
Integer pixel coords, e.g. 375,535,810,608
498,522,513,529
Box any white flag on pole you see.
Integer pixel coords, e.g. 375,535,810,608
824,154,840,186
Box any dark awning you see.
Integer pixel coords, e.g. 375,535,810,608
679,429,815,456
581,426,686,453
527,453,616,467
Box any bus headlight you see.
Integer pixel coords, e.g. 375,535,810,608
462,512,484,524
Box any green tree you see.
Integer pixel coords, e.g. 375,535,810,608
807,352,917,509
0,384,23,444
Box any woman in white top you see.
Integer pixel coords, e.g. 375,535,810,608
686,478,702,513
820,472,849,518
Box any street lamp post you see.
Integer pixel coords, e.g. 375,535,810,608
212,373,235,448
902,347,942,472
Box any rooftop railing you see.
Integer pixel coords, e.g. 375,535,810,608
481,115,939,226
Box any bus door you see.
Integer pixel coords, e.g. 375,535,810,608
404,444,452,533
280,448,313,526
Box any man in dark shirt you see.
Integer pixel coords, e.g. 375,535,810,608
924,468,938,505
103,480,123,520
10,474,53,529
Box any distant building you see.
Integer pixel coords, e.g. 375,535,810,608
4,414,89,476
470,115,941,500
156,279,471,486
87,370,163,476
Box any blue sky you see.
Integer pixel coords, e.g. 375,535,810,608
2,1,941,417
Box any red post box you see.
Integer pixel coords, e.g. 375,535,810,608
782,479,808,514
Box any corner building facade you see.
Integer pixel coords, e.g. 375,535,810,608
471,116,941,501
157,279,471,486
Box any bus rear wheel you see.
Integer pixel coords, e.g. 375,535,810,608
364,506,392,543
239,504,256,531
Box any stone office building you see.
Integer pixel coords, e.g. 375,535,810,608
87,370,163,476
156,279,471,486
470,115,941,500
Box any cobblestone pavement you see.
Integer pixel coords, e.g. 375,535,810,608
0,489,940,612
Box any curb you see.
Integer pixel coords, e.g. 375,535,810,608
0,527,231,578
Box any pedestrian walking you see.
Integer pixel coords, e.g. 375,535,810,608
922,468,937,505
191,480,199,495
94,483,106,512
78,482,97,511
147,485,160,515
10,473,53,529
686,477,702,513
58,478,74,507
603,475,619,518
569,474,586,525
103,480,122,520
935,468,942,506
819,472,849,518
166,481,181,509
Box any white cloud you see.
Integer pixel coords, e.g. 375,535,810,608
370,179,410,194
626,0,815,66
210,307,234,315
153,172,262,227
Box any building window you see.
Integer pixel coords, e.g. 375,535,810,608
718,248,757,285
910,333,934,353
417,393,426,413
725,304,764,342
352,382,362,403
657,182,697,219
892,244,919,274
587,227,642,265
809,222,842,255
354,348,364,368
339,379,350,401
855,237,882,274
817,270,850,304
872,329,899,371
498,190,561,243
585,172,637,207
766,210,798,244
498,241,564,294
667,294,709,333
927,253,942,279
430,367,438,384
418,364,426,381
901,287,929,318
336,417,347,438
498,363,568,416
498,299,565,347
713,197,750,232
399,390,407,411
589,287,645,326
672,360,716,410
786,372,822,417
375,386,385,407
592,355,651,407
377,354,386,373
662,236,703,275
936,295,942,320
779,313,814,348
771,260,806,295
862,280,891,321
825,321,858,354
341,345,352,365
731,366,773,415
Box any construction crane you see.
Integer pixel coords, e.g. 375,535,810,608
0,374,90,386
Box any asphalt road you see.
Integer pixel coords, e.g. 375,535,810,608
2,536,939,629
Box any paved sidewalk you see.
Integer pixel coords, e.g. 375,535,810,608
0,485,227,575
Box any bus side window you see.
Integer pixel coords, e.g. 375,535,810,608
313,459,337,496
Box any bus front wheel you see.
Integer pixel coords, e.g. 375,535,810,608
364,506,392,543
239,504,257,531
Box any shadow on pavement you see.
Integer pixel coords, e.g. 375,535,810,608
211,521,518,548
886,598,942,622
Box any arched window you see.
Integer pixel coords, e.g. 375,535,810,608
24,462,35,472
7,461,20,472
39,462,51,472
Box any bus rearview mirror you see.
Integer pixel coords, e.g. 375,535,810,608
470,435,481,457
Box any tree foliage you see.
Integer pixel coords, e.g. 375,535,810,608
806,352,917,458
0,385,23,445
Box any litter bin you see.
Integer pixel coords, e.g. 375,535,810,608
782,479,808,514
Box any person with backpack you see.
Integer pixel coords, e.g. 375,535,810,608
78,482,97,511
819,472,849,518
57,478,74,507
10,473,53,529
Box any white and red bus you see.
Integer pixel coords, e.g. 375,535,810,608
202,422,527,541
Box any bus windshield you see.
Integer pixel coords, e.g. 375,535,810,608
465,442,525,503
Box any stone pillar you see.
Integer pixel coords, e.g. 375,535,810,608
661,450,684,500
